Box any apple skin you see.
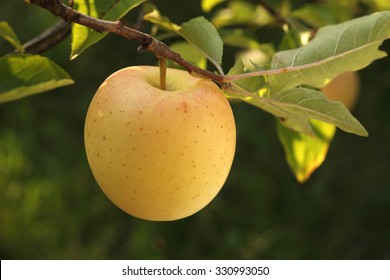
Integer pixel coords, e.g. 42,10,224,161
84,66,236,221
322,71,360,110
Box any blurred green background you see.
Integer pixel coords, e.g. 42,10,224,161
1,0,389,259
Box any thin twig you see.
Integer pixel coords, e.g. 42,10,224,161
20,20,71,54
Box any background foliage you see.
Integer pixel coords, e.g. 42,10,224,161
1,0,390,259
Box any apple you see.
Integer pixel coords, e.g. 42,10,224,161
322,71,360,110
84,66,236,221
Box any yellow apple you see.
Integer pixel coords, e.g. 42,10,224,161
84,66,236,221
322,71,360,110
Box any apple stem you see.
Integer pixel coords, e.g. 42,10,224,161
159,57,167,90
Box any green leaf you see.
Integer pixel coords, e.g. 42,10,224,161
169,41,207,69
277,119,337,183
0,55,74,104
0,21,24,54
71,0,145,59
268,11,390,93
144,11,224,72
272,87,367,136
225,85,367,136
180,16,224,70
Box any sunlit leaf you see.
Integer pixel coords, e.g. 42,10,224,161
0,55,73,104
201,0,225,12
143,9,181,32
169,41,207,69
0,21,24,54
362,0,390,11
211,1,271,28
268,11,390,93
277,119,337,183
71,0,145,59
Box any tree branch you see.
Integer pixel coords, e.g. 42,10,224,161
25,0,225,84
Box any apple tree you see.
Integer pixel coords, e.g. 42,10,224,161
1,0,389,220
